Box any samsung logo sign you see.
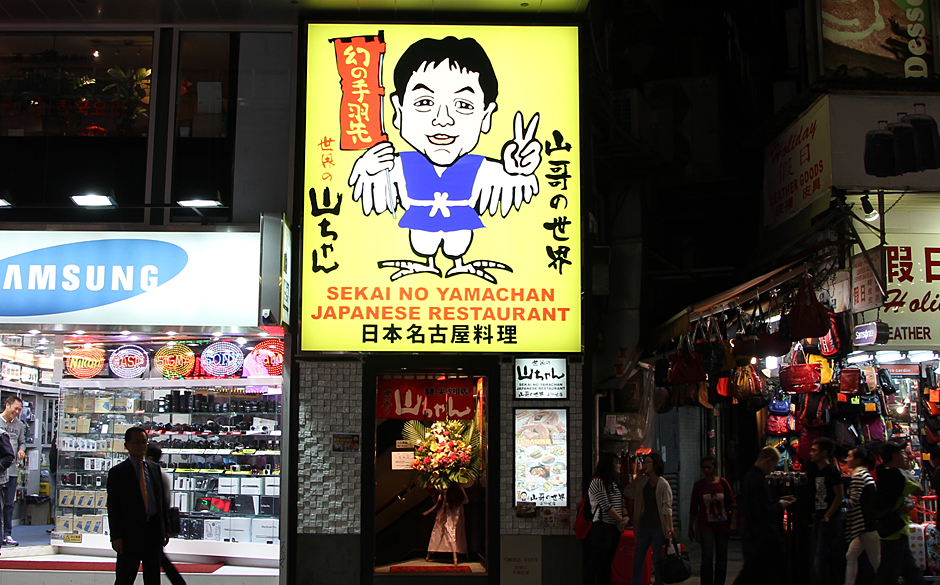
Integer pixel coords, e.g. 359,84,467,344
0,239,188,316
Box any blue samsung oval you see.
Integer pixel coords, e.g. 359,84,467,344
0,239,189,316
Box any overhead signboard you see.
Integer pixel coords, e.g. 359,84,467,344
514,358,568,399
858,235,940,348
763,95,832,227
820,0,932,80
851,249,883,313
0,231,260,326
301,24,581,352
830,94,940,191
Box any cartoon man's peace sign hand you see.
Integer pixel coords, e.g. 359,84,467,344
501,112,542,176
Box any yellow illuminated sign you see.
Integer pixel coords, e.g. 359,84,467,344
302,24,581,352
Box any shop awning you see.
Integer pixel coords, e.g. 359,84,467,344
650,256,815,348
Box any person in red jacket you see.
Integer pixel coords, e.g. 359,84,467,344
688,456,736,585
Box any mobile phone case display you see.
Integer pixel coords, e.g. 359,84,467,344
56,385,282,544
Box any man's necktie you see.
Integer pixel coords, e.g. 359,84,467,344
139,462,149,515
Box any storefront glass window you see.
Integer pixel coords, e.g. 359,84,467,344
171,32,233,222
0,33,153,137
0,33,152,222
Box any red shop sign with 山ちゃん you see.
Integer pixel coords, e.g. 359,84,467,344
377,377,475,420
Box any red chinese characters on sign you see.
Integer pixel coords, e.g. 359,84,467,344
332,33,387,150
377,377,476,420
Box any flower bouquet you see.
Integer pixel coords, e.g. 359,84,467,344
403,419,483,491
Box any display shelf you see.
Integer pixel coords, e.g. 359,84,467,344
60,377,282,389
56,381,282,549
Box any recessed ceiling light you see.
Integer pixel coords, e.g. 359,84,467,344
165,331,178,336
28,329,40,335
178,199,223,208
83,343,93,349
71,194,116,208
129,336,138,341
258,331,269,337
74,330,86,335
120,330,131,336
236,337,247,346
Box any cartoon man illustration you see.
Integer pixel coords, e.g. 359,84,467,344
348,36,542,283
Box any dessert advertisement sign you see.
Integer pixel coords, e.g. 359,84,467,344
821,0,932,79
301,24,581,352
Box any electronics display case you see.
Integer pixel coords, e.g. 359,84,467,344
54,378,282,547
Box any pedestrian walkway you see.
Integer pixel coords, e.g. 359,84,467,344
683,538,745,585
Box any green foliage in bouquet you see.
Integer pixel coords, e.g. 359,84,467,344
402,419,483,491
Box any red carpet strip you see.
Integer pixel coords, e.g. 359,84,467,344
0,560,223,573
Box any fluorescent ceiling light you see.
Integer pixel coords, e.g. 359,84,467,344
765,356,779,370
178,199,223,208
876,350,904,363
72,194,116,208
909,350,936,363
765,314,782,324
847,352,871,364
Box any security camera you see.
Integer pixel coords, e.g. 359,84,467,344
261,309,271,319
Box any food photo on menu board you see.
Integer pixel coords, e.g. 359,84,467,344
514,409,567,507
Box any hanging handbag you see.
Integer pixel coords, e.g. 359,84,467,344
807,354,834,385
732,364,764,400
667,336,707,384
922,361,938,389
877,369,898,395
859,366,878,393
769,392,791,416
732,307,761,366
656,535,692,584
858,392,883,416
787,275,831,340
839,368,862,395
779,345,822,394
765,414,789,437
757,294,792,357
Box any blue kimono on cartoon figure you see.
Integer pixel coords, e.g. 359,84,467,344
348,36,542,284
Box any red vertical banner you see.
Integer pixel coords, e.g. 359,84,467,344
331,32,387,151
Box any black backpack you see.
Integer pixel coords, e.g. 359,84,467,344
0,432,13,470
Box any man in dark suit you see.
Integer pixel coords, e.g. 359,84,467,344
108,427,170,584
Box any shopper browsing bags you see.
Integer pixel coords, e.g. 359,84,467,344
844,445,879,585
624,453,674,585
874,442,925,585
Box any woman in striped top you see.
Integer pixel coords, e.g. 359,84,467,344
844,445,879,585
587,452,626,585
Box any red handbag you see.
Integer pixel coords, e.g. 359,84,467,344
787,275,830,339
764,414,789,436
779,345,821,394
732,364,764,400
838,367,862,395
667,336,707,384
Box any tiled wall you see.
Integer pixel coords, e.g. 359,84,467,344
296,361,363,534
500,361,583,536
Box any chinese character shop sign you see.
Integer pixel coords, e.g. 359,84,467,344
302,24,581,352
872,235,940,348
515,358,567,399
763,95,832,228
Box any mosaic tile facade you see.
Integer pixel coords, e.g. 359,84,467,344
296,361,363,534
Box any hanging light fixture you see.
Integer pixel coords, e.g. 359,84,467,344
861,194,879,222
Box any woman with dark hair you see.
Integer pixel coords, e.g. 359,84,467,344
587,452,626,585
625,453,674,585
688,456,736,585
844,445,878,585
